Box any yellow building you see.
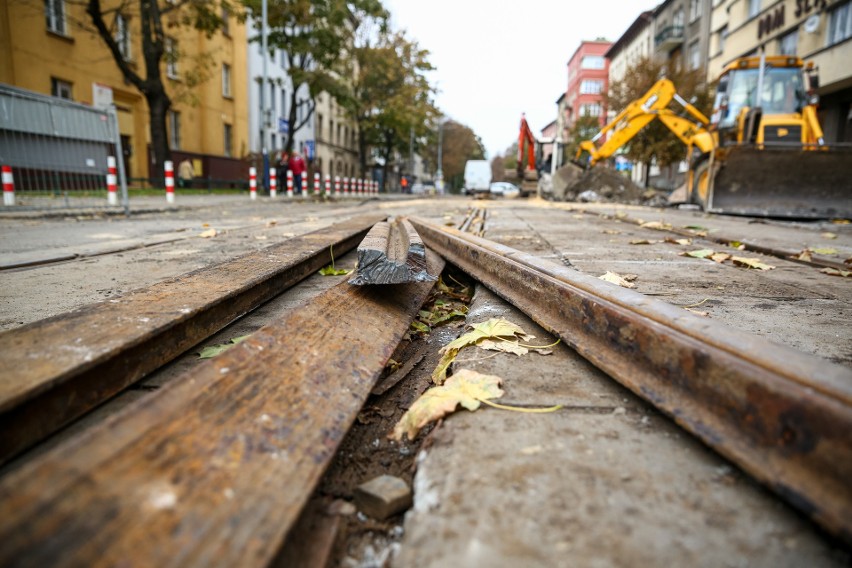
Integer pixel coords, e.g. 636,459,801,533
0,0,249,183
709,0,852,142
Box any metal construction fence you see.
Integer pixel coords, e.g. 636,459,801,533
0,84,129,212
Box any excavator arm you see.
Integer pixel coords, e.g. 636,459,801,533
576,78,715,165
518,114,537,172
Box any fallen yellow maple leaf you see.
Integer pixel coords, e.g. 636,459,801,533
681,249,715,259
598,271,636,288
821,231,838,238
731,256,775,270
391,369,505,441
199,228,217,238
432,318,533,384
820,267,851,278
640,221,672,230
710,252,731,263
811,247,838,256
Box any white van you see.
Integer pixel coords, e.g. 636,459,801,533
463,160,492,196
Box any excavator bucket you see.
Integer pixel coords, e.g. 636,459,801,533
708,146,852,219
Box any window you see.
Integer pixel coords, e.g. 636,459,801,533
689,0,702,22
779,28,798,55
688,40,701,70
223,123,233,157
222,64,231,98
580,55,605,69
281,89,288,118
718,25,728,54
168,111,180,150
749,0,761,18
580,79,604,94
116,14,131,60
330,119,335,144
270,84,276,115
45,0,66,34
51,77,72,99
165,38,178,78
580,103,602,117
317,113,323,140
673,8,684,28
827,1,852,45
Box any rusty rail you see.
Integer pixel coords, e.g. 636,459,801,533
0,214,386,464
0,251,444,567
409,216,852,543
349,218,435,285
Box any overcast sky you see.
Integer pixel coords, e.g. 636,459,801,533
382,0,659,159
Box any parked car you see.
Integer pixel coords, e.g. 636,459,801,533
411,183,425,194
490,181,520,198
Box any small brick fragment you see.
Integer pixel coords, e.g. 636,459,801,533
353,475,412,520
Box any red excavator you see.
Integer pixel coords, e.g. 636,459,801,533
503,114,539,197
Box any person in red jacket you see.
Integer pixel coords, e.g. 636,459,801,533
289,151,306,194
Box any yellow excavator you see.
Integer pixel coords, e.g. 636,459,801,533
576,55,851,219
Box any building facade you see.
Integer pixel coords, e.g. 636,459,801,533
0,0,249,184
606,12,655,184
652,0,714,73
565,40,612,129
313,91,360,181
246,18,314,166
709,0,852,142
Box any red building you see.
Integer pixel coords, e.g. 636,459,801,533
565,40,612,129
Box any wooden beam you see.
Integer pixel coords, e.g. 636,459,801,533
0,251,443,566
0,214,386,464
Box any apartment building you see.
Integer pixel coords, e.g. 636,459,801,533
313,92,360,181
565,40,612,129
0,0,249,183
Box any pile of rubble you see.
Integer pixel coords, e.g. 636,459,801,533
541,163,668,207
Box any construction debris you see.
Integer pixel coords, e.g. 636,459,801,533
354,475,413,520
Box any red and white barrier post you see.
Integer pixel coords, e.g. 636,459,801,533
313,172,321,196
106,156,118,205
249,167,257,200
2,165,15,206
286,170,294,198
334,176,341,197
269,167,277,199
343,177,350,197
301,176,308,197
324,174,331,197
164,160,175,204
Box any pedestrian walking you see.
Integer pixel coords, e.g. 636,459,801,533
178,158,193,189
289,151,306,194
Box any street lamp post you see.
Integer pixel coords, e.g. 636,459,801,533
436,119,444,192
260,0,269,192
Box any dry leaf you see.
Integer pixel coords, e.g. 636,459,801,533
792,250,813,262
821,232,838,238
684,308,709,317
199,228,217,238
664,237,692,246
202,223,210,228
599,271,636,288
682,249,715,259
390,369,504,441
630,239,656,245
640,221,672,230
197,335,250,358
810,247,838,256
433,318,532,384
710,253,731,263
477,339,529,356
602,229,621,235
820,267,851,277
266,220,278,227
255,235,268,240
731,256,775,270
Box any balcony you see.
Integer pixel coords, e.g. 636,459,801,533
655,25,684,52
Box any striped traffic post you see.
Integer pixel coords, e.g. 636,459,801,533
164,161,175,204
269,167,277,199
359,179,364,196
334,176,340,197
2,165,14,206
106,156,118,205
249,167,257,200
343,177,350,197
324,174,331,197
313,172,320,196
286,170,294,198
301,176,308,197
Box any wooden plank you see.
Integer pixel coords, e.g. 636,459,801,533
0,213,386,464
0,250,443,567
349,218,435,285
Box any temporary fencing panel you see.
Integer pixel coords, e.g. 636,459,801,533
0,84,127,211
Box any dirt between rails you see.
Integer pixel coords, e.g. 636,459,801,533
272,268,473,568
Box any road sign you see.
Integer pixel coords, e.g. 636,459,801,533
277,117,289,134
304,140,315,160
